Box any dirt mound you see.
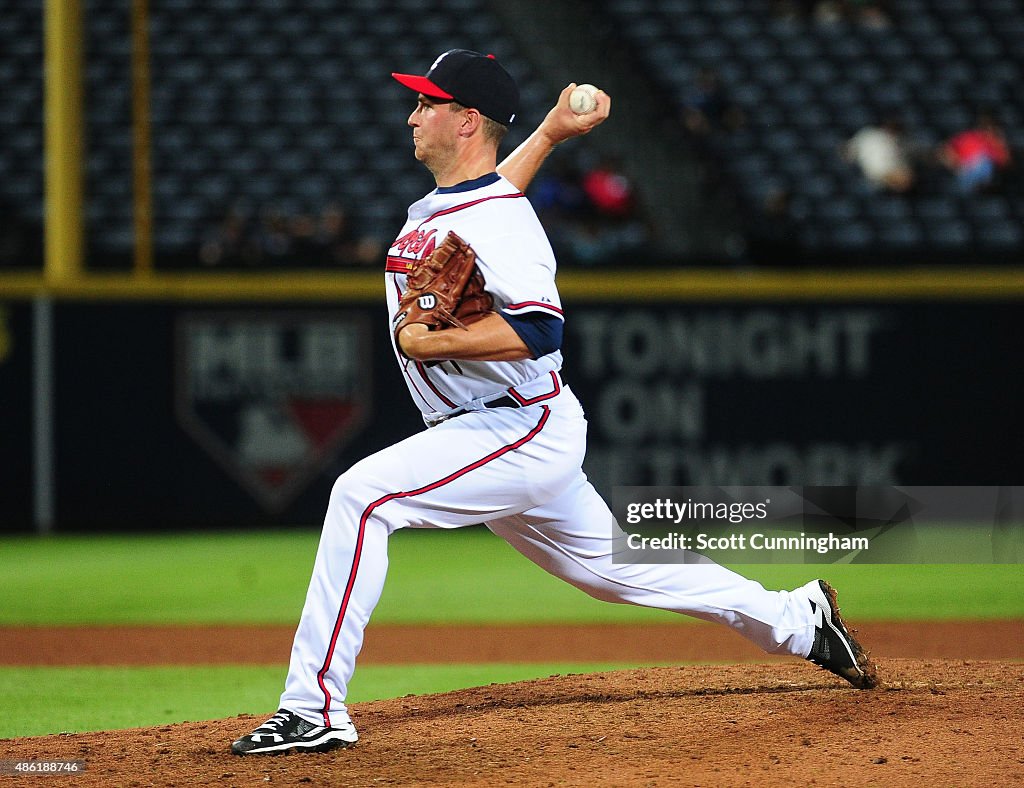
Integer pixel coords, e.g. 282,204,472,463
6,660,1022,787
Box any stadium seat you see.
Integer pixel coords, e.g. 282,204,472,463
1,0,1023,265
831,221,875,250
878,219,925,249
606,0,1024,262
67,0,549,262
977,221,1023,249
926,220,973,248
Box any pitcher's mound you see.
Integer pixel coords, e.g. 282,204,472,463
5,660,1021,787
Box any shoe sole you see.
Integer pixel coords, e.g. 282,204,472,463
815,580,879,690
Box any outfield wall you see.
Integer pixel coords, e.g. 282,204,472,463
2,282,1021,532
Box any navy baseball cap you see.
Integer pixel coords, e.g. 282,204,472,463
392,49,519,126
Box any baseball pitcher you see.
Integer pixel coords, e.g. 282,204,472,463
232,49,877,756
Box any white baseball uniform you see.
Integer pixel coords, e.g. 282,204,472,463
279,173,819,730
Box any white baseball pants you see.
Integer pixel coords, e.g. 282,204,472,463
280,384,817,728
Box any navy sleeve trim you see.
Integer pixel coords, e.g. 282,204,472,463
500,311,564,359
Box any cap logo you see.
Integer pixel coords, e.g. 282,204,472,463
429,51,451,72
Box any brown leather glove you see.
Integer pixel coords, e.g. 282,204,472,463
393,231,494,355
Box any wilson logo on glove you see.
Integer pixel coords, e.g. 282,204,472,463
417,294,438,310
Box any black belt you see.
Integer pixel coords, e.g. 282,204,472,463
449,394,519,418
433,394,520,425
481,394,519,410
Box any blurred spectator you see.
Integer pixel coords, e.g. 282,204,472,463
582,154,638,220
938,110,1013,194
255,205,293,262
530,152,651,266
770,0,813,23
199,201,381,267
199,203,257,266
853,1,892,29
529,156,590,261
775,0,891,27
841,117,916,193
813,1,846,25
314,202,382,266
680,67,746,137
572,154,651,265
531,158,588,219
743,188,804,265
287,212,321,262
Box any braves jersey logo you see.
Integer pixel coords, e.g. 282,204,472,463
387,229,438,275
392,228,437,259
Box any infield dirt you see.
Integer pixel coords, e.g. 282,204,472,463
2,622,1023,787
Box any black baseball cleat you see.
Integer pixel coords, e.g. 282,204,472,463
805,580,879,689
231,709,358,755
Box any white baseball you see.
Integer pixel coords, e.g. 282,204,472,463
569,83,600,115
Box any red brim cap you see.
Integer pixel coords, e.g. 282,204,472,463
391,72,454,100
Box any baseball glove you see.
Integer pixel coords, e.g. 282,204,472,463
393,231,494,353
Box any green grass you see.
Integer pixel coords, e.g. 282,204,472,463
0,528,1020,739
1,528,1021,624
0,662,651,739
0,530,319,625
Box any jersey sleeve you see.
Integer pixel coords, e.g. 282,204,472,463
469,232,564,323
500,311,563,359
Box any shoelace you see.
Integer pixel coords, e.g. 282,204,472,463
256,712,290,732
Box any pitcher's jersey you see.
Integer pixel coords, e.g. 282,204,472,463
385,173,564,419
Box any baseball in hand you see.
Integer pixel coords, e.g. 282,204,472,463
569,83,600,115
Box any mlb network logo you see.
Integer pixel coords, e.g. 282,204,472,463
176,311,371,512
